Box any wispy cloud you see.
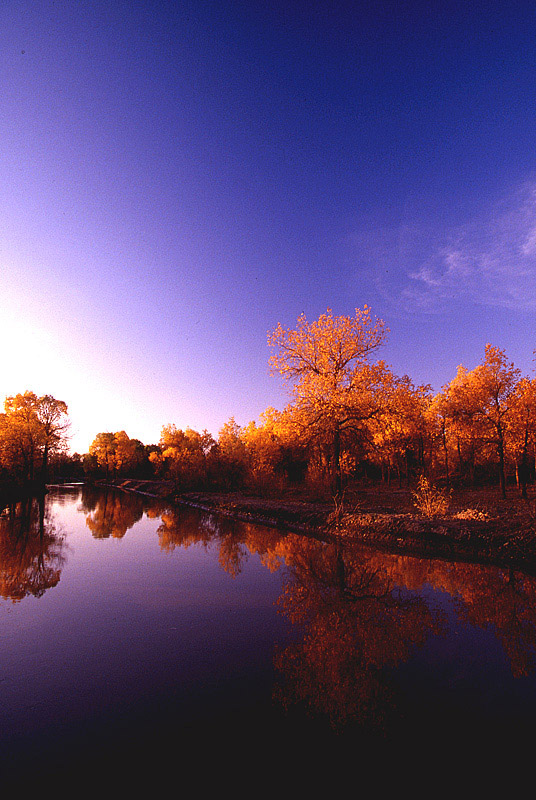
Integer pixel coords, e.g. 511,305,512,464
399,182,536,311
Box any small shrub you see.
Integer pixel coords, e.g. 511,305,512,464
412,476,450,517
324,495,364,536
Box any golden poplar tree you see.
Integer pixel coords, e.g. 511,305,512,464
268,307,389,495
439,345,520,496
0,392,69,484
509,377,536,497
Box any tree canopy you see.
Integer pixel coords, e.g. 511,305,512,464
1,311,536,501
0,392,69,486
268,307,392,494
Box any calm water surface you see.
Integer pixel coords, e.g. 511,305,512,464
1,485,536,782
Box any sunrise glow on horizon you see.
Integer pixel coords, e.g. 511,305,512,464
2,1,536,454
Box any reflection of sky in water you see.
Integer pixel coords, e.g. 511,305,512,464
1,487,536,780
385,582,536,749
0,490,293,752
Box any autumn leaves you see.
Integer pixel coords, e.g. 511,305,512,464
267,309,535,497
0,392,69,487
86,308,536,498
2,308,534,499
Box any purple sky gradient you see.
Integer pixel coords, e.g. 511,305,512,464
1,1,535,452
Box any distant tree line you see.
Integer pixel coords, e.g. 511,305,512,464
2,308,536,501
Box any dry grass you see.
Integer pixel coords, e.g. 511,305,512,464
452,507,490,521
412,477,451,517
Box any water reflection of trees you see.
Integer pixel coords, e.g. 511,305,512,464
156,504,536,728
0,497,66,601
80,486,164,539
4,488,535,731
461,570,536,678
370,554,536,679
272,539,444,730
156,507,442,728
156,506,286,578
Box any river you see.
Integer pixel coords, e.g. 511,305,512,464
0,484,535,785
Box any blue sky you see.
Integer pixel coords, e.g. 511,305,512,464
1,0,535,452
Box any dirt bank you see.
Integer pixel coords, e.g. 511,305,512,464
95,479,536,574
176,488,536,572
94,478,176,499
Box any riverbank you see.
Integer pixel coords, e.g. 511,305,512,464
93,477,176,499
94,478,536,574
177,487,536,573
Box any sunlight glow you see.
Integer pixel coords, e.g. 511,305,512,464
0,304,161,453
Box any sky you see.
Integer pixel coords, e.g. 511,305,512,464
1,0,536,453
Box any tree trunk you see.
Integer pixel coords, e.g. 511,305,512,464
520,426,529,499
41,442,49,485
333,426,342,498
497,425,506,498
442,427,450,487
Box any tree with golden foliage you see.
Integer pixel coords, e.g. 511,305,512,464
213,417,247,489
427,391,454,486
509,377,536,498
89,432,117,476
438,345,520,496
268,307,389,495
34,394,70,481
431,364,480,483
88,431,147,477
370,376,432,487
240,419,283,493
149,424,215,489
0,391,69,485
